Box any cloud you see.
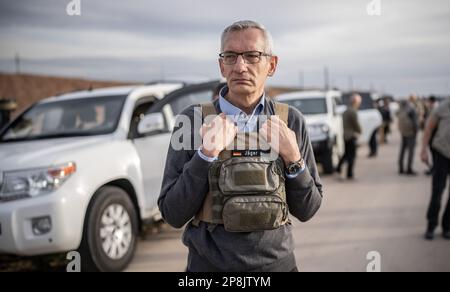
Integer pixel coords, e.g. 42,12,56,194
1,0,449,96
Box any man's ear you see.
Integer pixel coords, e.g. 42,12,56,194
268,56,278,77
219,59,226,77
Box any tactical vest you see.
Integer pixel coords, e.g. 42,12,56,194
193,101,290,232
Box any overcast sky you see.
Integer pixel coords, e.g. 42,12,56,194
0,0,449,96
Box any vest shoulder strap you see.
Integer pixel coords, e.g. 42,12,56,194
201,102,217,119
274,101,290,125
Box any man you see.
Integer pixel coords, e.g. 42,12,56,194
397,97,419,175
368,100,379,158
421,98,450,240
336,94,362,180
409,93,425,130
158,21,322,272
379,97,392,145
424,96,439,176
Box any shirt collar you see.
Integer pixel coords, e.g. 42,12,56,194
218,86,265,117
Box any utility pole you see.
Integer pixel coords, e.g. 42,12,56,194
299,71,304,89
348,75,354,91
324,66,330,90
160,61,165,81
15,53,21,75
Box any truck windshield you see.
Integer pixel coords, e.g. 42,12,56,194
0,95,126,142
284,98,328,115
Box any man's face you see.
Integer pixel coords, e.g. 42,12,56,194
353,95,362,109
219,28,278,97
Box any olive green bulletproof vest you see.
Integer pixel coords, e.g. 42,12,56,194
193,101,291,232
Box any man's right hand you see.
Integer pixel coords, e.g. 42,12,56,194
421,149,430,166
200,113,238,158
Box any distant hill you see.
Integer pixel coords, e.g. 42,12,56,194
0,73,137,115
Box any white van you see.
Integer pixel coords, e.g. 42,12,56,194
0,81,222,271
276,90,345,174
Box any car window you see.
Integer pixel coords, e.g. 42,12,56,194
0,95,126,142
169,90,214,116
283,98,328,115
342,93,374,110
129,96,158,139
334,96,343,106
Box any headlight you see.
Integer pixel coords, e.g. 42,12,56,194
307,124,330,136
321,124,330,133
0,162,76,202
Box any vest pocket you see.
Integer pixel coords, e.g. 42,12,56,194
218,157,281,195
222,195,287,232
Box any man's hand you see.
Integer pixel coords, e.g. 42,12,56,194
200,113,238,158
260,115,302,166
421,149,430,166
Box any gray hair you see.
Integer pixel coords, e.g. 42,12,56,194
221,20,274,54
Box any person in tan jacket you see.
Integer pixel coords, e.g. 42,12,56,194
397,97,419,175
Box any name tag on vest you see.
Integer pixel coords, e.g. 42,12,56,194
231,150,271,157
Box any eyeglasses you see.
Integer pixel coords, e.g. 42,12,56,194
219,51,272,65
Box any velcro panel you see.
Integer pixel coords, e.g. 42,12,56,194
234,170,266,186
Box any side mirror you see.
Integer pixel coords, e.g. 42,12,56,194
138,113,165,135
336,105,347,115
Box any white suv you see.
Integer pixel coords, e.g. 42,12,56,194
276,90,345,174
0,80,222,271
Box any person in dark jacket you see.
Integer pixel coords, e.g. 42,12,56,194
158,20,323,272
421,98,450,240
336,94,362,180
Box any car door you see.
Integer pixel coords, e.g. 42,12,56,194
136,81,222,215
330,95,345,156
357,94,383,145
129,96,174,216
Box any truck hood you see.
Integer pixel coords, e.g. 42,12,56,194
303,114,329,126
0,136,113,171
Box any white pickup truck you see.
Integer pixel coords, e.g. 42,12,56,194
276,90,345,174
0,80,222,271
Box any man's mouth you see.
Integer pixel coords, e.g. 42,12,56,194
232,78,252,84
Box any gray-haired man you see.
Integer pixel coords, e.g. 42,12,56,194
158,20,322,272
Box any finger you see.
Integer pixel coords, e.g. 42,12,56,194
259,127,271,143
271,115,287,127
219,113,227,121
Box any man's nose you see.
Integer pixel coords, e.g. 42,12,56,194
233,55,248,73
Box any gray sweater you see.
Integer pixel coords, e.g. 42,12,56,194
158,99,323,272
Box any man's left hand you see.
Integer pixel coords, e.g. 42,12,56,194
260,116,302,167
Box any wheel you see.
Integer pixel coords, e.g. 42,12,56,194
79,186,138,272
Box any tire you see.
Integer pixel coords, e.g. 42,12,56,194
78,186,138,272
322,144,334,175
